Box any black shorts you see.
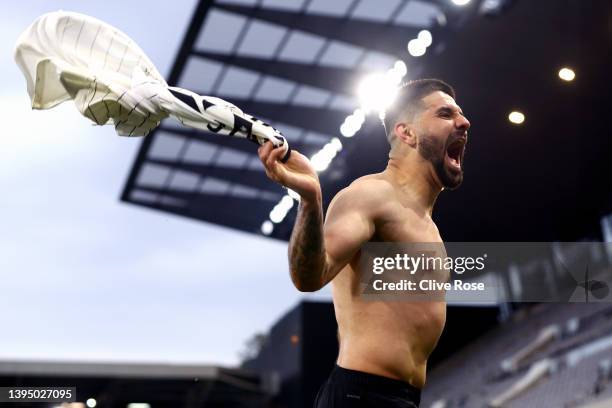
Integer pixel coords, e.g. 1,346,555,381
313,365,421,408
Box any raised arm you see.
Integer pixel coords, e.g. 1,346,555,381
258,142,374,292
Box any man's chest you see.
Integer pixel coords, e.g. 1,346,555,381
374,204,442,244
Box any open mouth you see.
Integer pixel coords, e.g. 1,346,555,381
445,138,466,172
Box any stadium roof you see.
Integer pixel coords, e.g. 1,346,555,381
122,0,612,242
0,359,232,379
120,0,467,240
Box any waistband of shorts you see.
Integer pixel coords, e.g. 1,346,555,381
331,364,422,397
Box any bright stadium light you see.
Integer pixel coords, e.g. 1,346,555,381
330,137,343,152
270,207,286,223
261,220,273,235
340,122,355,137
508,111,525,125
310,137,342,173
127,404,151,408
279,195,294,211
352,108,365,124
345,114,363,130
558,67,575,82
344,62,407,140
269,193,300,224
322,144,337,157
418,30,433,47
86,399,97,408
407,39,426,57
287,188,301,201
385,67,403,85
358,73,399,114
394,60,407,76
310,151,332,172
452,0,471,5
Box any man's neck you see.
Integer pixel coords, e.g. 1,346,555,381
384,155,442,216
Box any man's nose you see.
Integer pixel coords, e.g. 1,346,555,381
456,115,470,132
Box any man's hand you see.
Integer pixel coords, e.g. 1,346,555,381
258,142,321,203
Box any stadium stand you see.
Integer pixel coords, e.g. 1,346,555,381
422,303,612,408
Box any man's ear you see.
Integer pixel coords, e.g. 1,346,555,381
394,122,417,147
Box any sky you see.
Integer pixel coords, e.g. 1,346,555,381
0,1,329,367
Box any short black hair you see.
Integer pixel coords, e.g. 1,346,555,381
383,78,455,144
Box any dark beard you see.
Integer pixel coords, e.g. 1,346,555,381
418,134,464,190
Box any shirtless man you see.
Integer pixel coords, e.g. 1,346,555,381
258,79,470,407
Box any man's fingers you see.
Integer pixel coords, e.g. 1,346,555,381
259,142,283,165
258,143,302,187
265,147,280,169
257,142,279,179
257,141,270,155
257,141,273,162
265,144,289,170
270,144,287,162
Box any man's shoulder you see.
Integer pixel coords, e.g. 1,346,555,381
331,173,395,208
347,172,395,196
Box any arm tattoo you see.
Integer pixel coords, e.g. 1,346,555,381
288,199,327,291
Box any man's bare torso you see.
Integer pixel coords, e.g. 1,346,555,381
332,172,447,389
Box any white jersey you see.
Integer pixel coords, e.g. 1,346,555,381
14,11,289,152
